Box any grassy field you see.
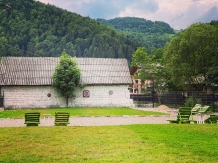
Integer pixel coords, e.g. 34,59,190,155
0,125,218,162
0,107,166,118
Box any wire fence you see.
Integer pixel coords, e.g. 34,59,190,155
130,91,218,112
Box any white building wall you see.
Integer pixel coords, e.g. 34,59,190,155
1,85,133,109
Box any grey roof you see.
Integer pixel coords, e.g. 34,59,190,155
0,57,132,86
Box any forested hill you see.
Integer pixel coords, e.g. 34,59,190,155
0,0,140,61
97,17,177,53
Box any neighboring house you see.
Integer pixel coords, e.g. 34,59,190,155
129,67,153,94
0,57,133,109
130,67,216,94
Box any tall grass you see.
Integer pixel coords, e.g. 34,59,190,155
0,125,218,162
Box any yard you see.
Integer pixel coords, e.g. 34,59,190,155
0,107,166,118
0,125,218,162
0,107,217,162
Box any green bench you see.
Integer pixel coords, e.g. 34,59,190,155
191,104,202,115
24,112,40,126
168,107,197,124
54,112,70,126
204,114,218,124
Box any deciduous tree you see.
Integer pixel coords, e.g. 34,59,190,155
53,51,81,107
131,47,166,91
164,22,218,91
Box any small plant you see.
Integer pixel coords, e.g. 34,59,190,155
184,97,202,107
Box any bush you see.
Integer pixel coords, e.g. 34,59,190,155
184,97,202,107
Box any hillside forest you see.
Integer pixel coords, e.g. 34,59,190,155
0,0,178,64
0,0,142,62
132,21,218,91
97,17,178,54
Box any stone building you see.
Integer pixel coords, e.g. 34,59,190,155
0,57,133,109
129,67,153,94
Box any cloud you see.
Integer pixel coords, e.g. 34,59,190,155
171,14,184,22
65,0,159,19
38,0,159,19
71,0,126,19
37,0,218,29
169,1,218,29
198,6,218,23
131,0,159,14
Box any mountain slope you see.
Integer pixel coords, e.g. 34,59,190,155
97,17,177,53
0,0,140,62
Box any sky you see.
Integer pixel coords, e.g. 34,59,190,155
38,0,218,29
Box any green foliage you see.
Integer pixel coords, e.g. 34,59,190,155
97,17,178,53
210,20,218,26
131,47,153,77
184,97,202,107
131,47,166,91
152,48,164,62
184,97,195,107
0,0,139,62
207,67,218,84
164,22,218,90
52,51,81,105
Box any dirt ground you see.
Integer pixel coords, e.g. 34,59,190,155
154,105,172,111
154,105,178,114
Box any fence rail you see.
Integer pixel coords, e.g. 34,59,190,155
130,91,218,112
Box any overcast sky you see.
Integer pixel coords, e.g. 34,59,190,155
38,0,218,29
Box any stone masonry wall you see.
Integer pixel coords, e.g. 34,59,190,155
1,85,133,109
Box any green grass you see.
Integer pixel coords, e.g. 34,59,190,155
0,107,166,118
0,125,218,162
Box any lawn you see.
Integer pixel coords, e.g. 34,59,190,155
0,107,166,118
0,125,218,162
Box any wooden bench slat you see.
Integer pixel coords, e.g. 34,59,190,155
24,112,40,126
168,107,197,124
54,112,70,126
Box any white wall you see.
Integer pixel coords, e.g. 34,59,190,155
1,85,133,109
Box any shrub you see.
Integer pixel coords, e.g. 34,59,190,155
184,97,202,107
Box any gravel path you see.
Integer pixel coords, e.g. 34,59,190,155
0,116,176,127
0,107,179,127
0,107,210,127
